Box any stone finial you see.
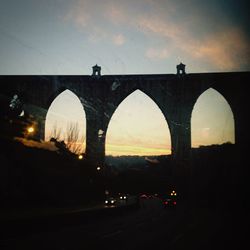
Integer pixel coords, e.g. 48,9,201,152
92,64,101,77
176,62,186,75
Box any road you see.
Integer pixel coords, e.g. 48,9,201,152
0,196,244,250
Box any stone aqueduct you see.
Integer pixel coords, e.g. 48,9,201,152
0,71,249,165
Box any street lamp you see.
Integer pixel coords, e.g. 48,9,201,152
27,126,34,134
171,190,177,196
78,154,83,160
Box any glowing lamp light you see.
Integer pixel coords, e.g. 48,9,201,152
78,155,83,160
97,167,101,171
171,190,177,196
27,126,34,133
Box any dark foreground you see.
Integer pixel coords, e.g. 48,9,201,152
0,197,247,250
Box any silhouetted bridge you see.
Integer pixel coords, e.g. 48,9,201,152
0,71,249,166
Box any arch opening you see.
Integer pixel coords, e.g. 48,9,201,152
191,88,235,148
45,89,86,154
105,89,171,157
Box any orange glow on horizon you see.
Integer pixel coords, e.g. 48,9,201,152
105,143,171,156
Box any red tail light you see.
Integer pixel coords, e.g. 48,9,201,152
173,201,177,205
164,201,168,205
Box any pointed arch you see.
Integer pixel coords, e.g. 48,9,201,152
45,89,86,154
191,88,235,147
105,89,172,156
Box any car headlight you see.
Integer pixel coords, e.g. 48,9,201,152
120,196,123,199
124,196,127,199
111,200,115,203
105,200,108,204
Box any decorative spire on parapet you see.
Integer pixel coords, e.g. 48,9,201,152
92,64,101,77
176,62,186,75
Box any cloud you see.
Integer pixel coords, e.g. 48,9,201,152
140,17,250,70
63,1,128,45
63,0,250,71
105,4,127,24
138,16,182,41
145,48,169,60
134,5,250,70
87,28,108,43
112,34,125,46
192,28,250,70
64,0,90,28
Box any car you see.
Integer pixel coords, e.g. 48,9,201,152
104,197,116,206
140,194,148,199
118,193,128,201
119,195,128,201
161,195,177,209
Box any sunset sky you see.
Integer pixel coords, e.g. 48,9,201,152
0,0,247,155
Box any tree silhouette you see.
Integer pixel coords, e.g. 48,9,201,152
50,123,62,141
65,122,84,155
49,121,85,155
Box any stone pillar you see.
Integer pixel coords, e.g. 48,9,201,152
231,99,248,205
169,105,192,199
170,114,191,161
85,105,108,166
